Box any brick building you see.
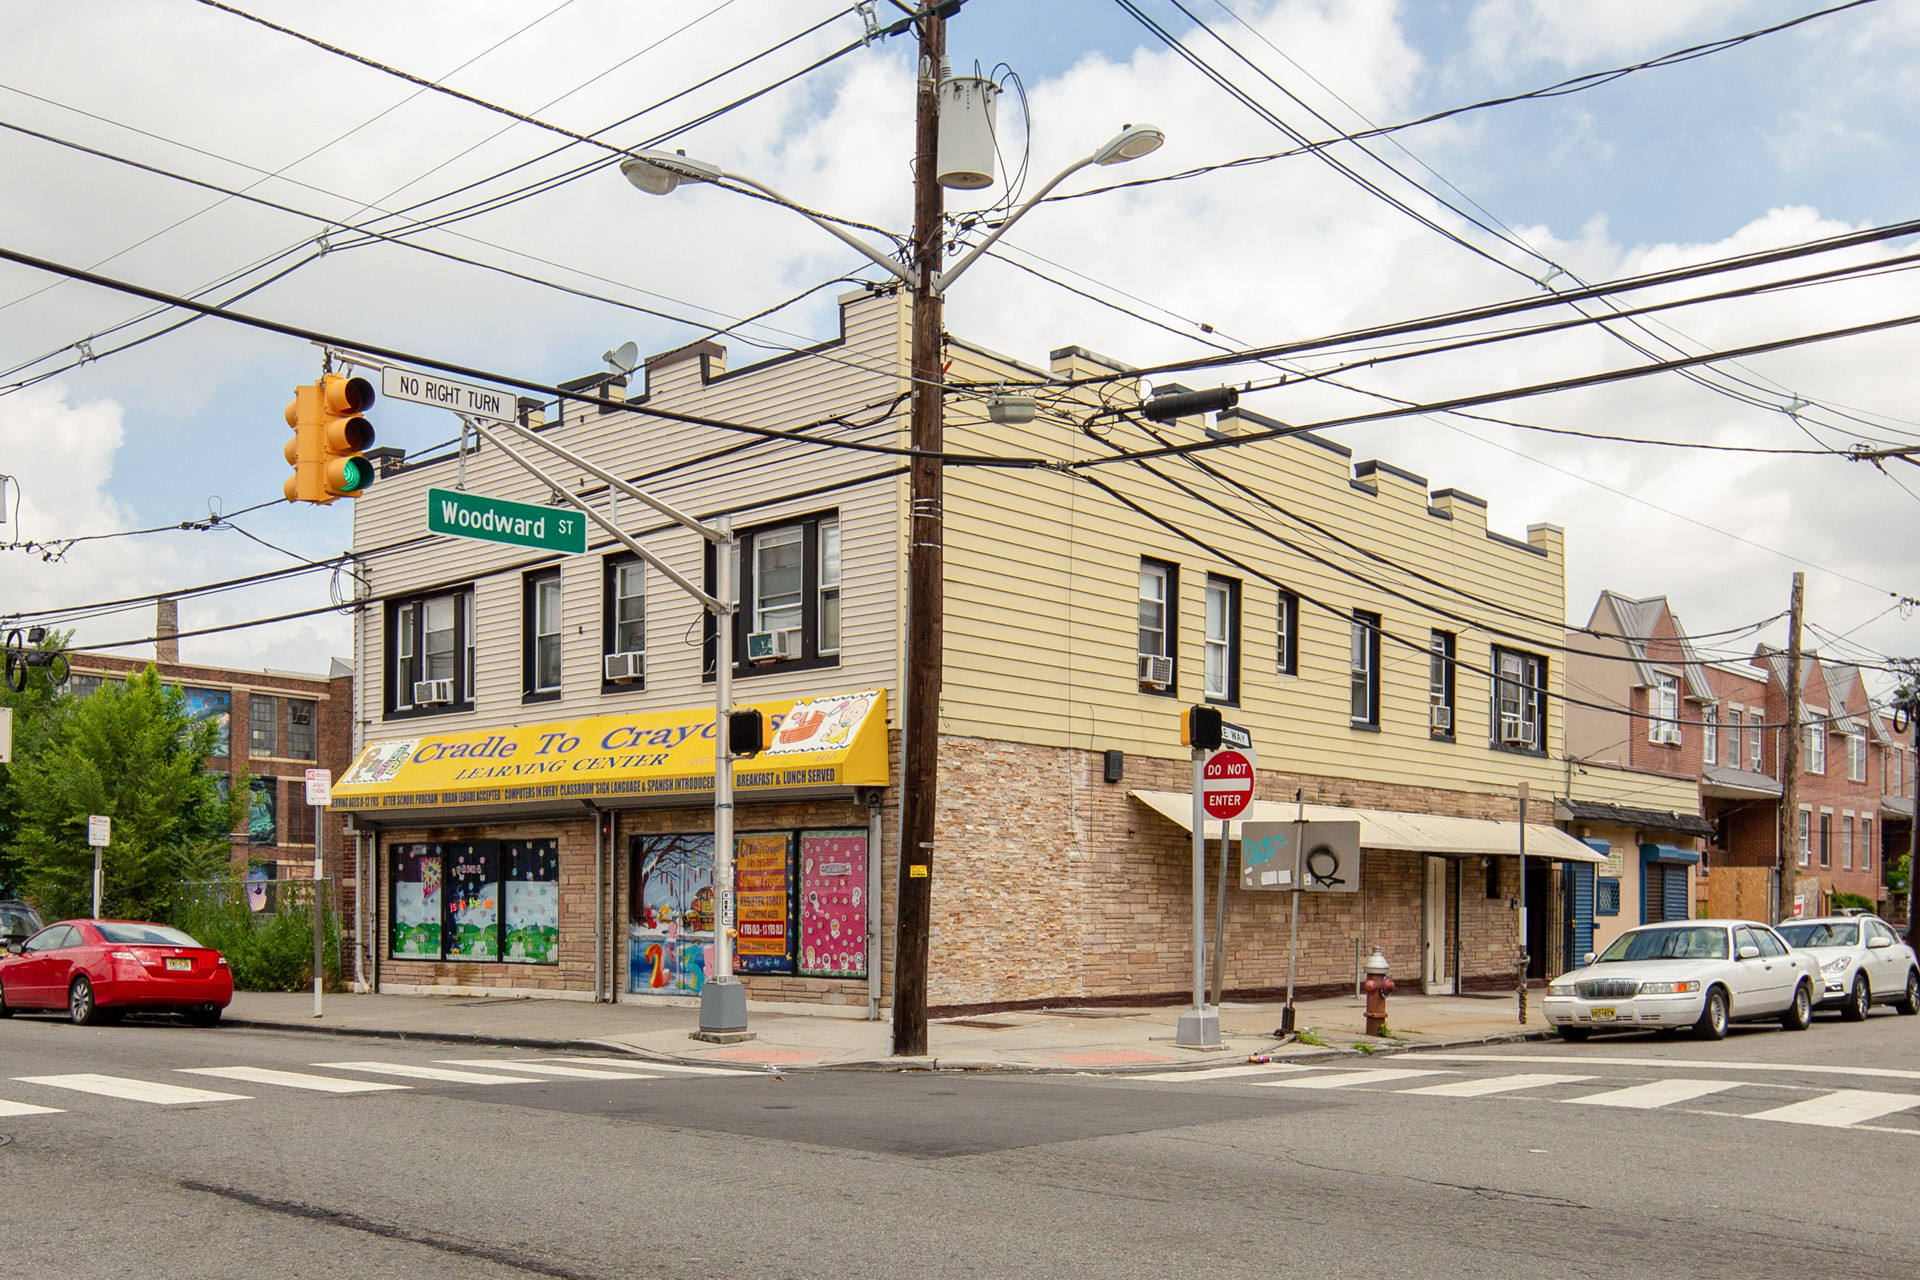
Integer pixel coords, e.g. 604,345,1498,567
65,600,358,931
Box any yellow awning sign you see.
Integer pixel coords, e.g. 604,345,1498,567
331,689,888,812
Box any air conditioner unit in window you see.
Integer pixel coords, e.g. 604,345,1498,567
413,679,455,707
746,628,799,664
603,651,645,684
1500,716,1536,747
1430,703,1452,733
1137,653,1174,689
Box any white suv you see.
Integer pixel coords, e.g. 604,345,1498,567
1776,915,1920,1021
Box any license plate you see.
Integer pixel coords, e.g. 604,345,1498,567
1589,1007,1616,1021
165,957,192,972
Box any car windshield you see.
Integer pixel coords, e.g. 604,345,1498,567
1595,926,1729,962
1778,922,1858,948
94,922,204,947
1,905,42,938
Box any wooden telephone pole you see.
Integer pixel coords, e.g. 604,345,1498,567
1776,572,1805,924
892,3,948,1058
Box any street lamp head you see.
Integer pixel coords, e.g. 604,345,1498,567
620,149,724,196
1092,123,1165,166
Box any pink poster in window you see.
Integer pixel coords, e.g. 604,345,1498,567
799,830,867,978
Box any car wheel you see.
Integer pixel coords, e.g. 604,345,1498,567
1556,1026,1591,1042
1843,975,1870,1022
0,978,12,1017
185,1003,221,1028
1780,980,1813,1031
68,976,102,1026
1896,970,1920,1017
1693,986,1729,1040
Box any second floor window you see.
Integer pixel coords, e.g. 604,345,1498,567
1843,815,1854,869
1750,717,1763,771
1349,611,1380,727
1798,809,1811,865
1650,674,1680,745
1429,630,1455,737
526,571,562,696
612,561,646,656
287,699,316,760
1275,591,1299,676
1493,647,1547,751
1703,706,1718,765
1848,732,1865,782
1892,748,1904,797
1137,559,1175,694
710,513,842,677
1819,812,1832,866
389,588,474,714
250,695,277,758
1806,722,1826,774
1203,577,1239,703
1727,709,1742,769
753,526,805,637
819,519,841,656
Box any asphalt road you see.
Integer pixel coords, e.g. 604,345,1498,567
2,1006,1917,1279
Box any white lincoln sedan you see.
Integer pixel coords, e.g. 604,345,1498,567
1544,919,1818,1042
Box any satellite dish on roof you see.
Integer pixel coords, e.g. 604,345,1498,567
603,341,640,375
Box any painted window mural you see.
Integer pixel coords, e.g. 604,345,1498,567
502,840,561,964
247,776,277,845
446,844,500,961
389,845,444,958
179,686,231,757
800,830,867,978
628,833,714,994
734,832,796,975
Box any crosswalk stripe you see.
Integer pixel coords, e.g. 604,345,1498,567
436,1059,660,1081
1135,1063,1313,1083
1256,1068,1450,1090
315,1061,544,1085
13,1074,248,1105
1401,1073,1595,1098
1419,1052,1920,1083
1745,1090,1920,1128
554,1057,750,1077
179,1066,410,1094
0,1099,64,1117
1566,1079,1740,1110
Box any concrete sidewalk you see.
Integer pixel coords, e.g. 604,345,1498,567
223,988,1554,1073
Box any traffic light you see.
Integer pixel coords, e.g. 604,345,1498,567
1181,705,1222,750
283,374,376,505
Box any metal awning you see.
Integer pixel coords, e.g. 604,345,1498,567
1701,765,1783,801
1557,798,1717,839
1129,790,1606,863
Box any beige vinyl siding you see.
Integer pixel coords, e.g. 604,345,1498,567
937,339,1569,796
350,292,910,740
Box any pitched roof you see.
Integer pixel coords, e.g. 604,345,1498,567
1590,591,1716,701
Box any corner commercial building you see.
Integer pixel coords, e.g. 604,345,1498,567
333,290,1618,1014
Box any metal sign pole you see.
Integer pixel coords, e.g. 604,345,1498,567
1517,781,1529,1025
1210,818,1229,1008
313,805,324,1019
1176,751,1219,1047
87,814,109,919
1283,787,1304,1033
93,849,102,920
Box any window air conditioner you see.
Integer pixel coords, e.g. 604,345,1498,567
603,651,645,684
1430,703,1452,732
746,628,799,664
413,679,455,707
1499,716,1536,747
1137,653,1174,689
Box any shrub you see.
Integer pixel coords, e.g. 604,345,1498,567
170,883,343,993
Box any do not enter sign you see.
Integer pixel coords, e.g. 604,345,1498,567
1200,748,1255,820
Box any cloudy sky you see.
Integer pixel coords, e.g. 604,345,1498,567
1,0,1917,695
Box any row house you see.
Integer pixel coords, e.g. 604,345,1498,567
1566,590,1912,921
330,288,1616,1014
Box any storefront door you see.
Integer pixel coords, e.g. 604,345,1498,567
1424,856,1453,994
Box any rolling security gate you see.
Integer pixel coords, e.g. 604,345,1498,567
1564,863,1594,964
1640,844,1700,924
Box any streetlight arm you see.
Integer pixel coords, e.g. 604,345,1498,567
717,170,915,285
933,153,1095,294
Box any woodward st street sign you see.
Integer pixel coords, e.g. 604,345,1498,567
428,488,586,554
381,365,515,421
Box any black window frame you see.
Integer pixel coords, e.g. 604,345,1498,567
703,511,843,681
1275,589,1299,677
385,838,562,967
601,554,648,693
1490,645,1549,755
1137,557,1178,699
286,698,317,761
1429,629,1456,741
384,585,477,720
522,568,563,703
1202,574,1240,706
1349,610,1381,729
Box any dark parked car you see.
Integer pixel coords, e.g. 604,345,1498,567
1,900,43,946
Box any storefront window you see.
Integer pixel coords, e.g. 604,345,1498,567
800,830,868,978
735,833,795,974
447,844,500,960
390,846,444,958
502,840,560,963
629,833,714,994
389,840,557,964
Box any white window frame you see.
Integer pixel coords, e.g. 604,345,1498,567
1847,731,1865,782
612,561,646,657
818,518,841,656
390,588,473,713
1275,591,1298,676
1493,647,1547,749
1842,814,1854,870
751,525,806,638
1807,721,1826,774
1203,577,1236,703
1797,808,1812,865
1138,561,1170,661
1863,817,1873,872
1727,708,1742,770
1349,611,1380,727
1703,706,1718,765
1650,674,1681,745
1750,716,1763,772
1428,630,1455,736
532,573,563,694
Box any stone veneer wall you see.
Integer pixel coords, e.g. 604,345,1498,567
926,735,1525,1010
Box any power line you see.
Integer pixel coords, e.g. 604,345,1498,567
2,498,285,561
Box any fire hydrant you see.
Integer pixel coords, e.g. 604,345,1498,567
1362,945,1394,1037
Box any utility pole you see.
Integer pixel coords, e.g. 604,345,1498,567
1776,572,1805,924
892,3,947,1058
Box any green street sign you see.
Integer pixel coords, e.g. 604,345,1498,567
428,487,586,554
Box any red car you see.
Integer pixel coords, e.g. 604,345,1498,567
0,919,233,1026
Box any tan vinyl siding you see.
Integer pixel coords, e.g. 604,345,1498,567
350,292,910,739
937,339,1569,796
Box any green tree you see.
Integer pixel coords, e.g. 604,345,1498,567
0,629,77,896
10,665,243,920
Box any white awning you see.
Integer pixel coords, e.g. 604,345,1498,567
1129,790,1606,864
